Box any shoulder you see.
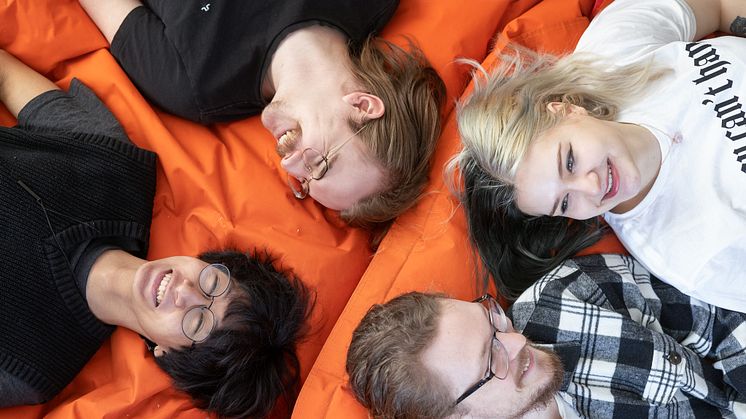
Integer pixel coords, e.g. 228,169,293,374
576,0,696,61
510,255,657,334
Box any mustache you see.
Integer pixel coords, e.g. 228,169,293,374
275,131,299,158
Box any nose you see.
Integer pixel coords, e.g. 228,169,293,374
496,331,527,362
281,152,307,178
567,169,602,198
173,280,207,308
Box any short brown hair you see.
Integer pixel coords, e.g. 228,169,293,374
342,38,446,228
346,292,455,418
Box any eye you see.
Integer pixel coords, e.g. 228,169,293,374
566,145,574,173
203,274,219,295
561,194,569,214
192,312,206,336
184,308,207,336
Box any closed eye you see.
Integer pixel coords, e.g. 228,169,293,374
558,145,574,215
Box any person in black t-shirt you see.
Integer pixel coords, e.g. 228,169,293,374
0,50,312,418
80,0,446,228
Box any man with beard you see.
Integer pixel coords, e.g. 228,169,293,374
346,254,746,418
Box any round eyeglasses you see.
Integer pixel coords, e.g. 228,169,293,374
453,294,510,405
287,125,366,199
181,263,231,345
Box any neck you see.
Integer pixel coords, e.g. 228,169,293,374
86,249,145,329
264,25,356,100
611,122,662,213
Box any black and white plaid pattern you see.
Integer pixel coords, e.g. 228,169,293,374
510,254,746,418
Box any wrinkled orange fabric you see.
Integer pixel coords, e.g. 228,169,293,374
292,0,626,418
0,0,624,418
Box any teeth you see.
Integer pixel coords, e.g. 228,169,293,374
156,272,173,306
278,130,296,144
605,164,613,195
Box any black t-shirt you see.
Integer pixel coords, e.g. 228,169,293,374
112,0,399,123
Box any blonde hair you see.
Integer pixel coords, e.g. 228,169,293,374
454,44,667,191
447,44,669,300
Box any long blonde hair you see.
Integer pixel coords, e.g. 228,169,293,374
455,44,666,188
449,44,669,299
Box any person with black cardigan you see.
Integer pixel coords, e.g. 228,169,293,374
0,49,312,418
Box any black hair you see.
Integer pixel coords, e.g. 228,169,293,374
462,164,604,300
154,249,314,418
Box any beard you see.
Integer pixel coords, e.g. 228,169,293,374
511,345,564,419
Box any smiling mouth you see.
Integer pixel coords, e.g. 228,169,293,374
603,159,617,200
521,348,532,376
155,271,174,307
276,130,299,157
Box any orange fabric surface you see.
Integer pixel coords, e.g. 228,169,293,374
0,0,581,418
292,0,626,418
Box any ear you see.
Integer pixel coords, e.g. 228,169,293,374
546,102,587,116
342,92,385,121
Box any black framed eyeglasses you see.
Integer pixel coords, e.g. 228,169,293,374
287,125,366,199
181,263,231,346
453,294,510,405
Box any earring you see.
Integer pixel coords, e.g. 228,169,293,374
153,345,167,357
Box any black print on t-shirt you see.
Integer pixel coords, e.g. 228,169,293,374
686,42,746,174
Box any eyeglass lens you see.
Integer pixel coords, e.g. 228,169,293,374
287,175,309,199
484,298,510,380
301,148,329,180
181,264,231,343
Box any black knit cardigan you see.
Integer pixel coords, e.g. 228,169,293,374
0,127,156,402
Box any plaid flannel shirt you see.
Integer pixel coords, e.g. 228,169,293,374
510,254,746,418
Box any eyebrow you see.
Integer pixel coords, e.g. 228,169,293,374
549,144,562,216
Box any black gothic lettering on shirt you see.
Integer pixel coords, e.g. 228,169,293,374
730,16,746,37
705,79,733,97
736,145,746,173
693,60,731,85
686,41,746,174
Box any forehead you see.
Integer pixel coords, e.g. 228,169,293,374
420,300,489,392
513,129,562,216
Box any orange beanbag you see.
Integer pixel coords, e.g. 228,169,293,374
291,0,626,417
0,0,619,418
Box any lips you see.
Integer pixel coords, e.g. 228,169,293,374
521,347,533,378
602,159,619,201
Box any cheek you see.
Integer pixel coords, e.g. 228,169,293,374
309,184,348,210
148,314,187,347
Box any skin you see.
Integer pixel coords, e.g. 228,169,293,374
87,250,231,354
0,49,59,118
260,25,386,210
513,103,661,220
0,50,230,356
510,0,746,221
421,299,564,419
78,0,388,211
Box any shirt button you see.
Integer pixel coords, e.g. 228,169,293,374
667,351,682,365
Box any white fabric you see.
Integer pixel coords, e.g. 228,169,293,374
555,393,582,419
576,0,746,312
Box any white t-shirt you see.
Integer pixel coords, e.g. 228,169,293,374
575,0,746,312
555,393,581,419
